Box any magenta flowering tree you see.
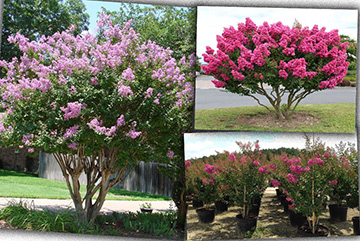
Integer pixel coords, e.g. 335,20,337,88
0,12,194,224
271,138,339,234
202,18,350,119
221,141,269,219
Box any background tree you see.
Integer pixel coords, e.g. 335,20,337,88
101,3,196,229
1,0,89,62
202,18,350,120
102,3,196,61
0,12,193,224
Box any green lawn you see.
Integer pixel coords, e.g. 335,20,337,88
0,169,171,201
195,103,355,133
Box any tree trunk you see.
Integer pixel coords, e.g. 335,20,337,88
54,147,132,224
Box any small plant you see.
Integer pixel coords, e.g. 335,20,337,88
140,202,153,209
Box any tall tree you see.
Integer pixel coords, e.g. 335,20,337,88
102,3,196,229
103,3,196,60
1,0,89,62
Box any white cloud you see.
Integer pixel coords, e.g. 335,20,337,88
184,132,357,159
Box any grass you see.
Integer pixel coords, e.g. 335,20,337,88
195,103,355,133
0,169,171,201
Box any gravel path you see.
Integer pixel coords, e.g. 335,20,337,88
186,187,359,240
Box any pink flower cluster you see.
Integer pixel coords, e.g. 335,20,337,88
87,115,126,137
204,164,217,174
202,17,349,90
60,101,84,120
308,157,324,166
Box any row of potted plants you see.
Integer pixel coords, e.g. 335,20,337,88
185,137,359,237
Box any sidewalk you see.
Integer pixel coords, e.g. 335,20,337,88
0,197,176,214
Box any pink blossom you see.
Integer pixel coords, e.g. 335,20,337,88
126,129,141,139
271,179,281,187
204,164,217,174
63,125,79,139
211,80,227,88
145,88,153,98
290,165,305,174
252,160,260,166
154,98,160,104
185,161,191,169
287,173,298,184
229,153,236,161
167,150,174,159
60,101,83,120
116,115,125,127
68,143,78,149
323,152,330,159
122,67,135,81
118,84,133,97
329,180,338,185
91,78,98,85
258,166,267,173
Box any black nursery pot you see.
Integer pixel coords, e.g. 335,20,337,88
196,207,215,223
140,208,153,213
289,210,307,227
276,189,281,199
352,216,360,235
297,224,329,237
192,199,204,209
329,204,348,221
236,214,258,236
215,200,228,212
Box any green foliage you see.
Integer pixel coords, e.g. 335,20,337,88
1,0,89,62
0,201,178,236
0,201,76,232
344,76,357,82
114,211,177,236
102,3,196,61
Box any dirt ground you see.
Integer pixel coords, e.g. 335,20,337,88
186,188,359,240
242,111,320,130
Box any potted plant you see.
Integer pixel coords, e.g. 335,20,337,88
140,202,153,213
324,142,358,222
194,165,219,223
280,137,336,236
221,141,268,236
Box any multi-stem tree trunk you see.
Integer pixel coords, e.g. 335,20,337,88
247,83,315,120
53,145,134,224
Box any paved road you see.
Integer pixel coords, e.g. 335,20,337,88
0,197,175,214
195,76,356,110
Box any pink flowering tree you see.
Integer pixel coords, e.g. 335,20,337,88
221,141,269,219
271,137,339,234
202,18,349,120
0,12,194,224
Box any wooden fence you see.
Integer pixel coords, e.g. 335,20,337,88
38,152,172,197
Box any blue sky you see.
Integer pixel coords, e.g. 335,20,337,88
84,0,128,33
184,132,357,160
197,7,358,62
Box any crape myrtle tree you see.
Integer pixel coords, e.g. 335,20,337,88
102,3,197,229
0,12,194,224
202,18,350,120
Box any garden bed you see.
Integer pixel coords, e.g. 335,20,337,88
186,188,359,240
